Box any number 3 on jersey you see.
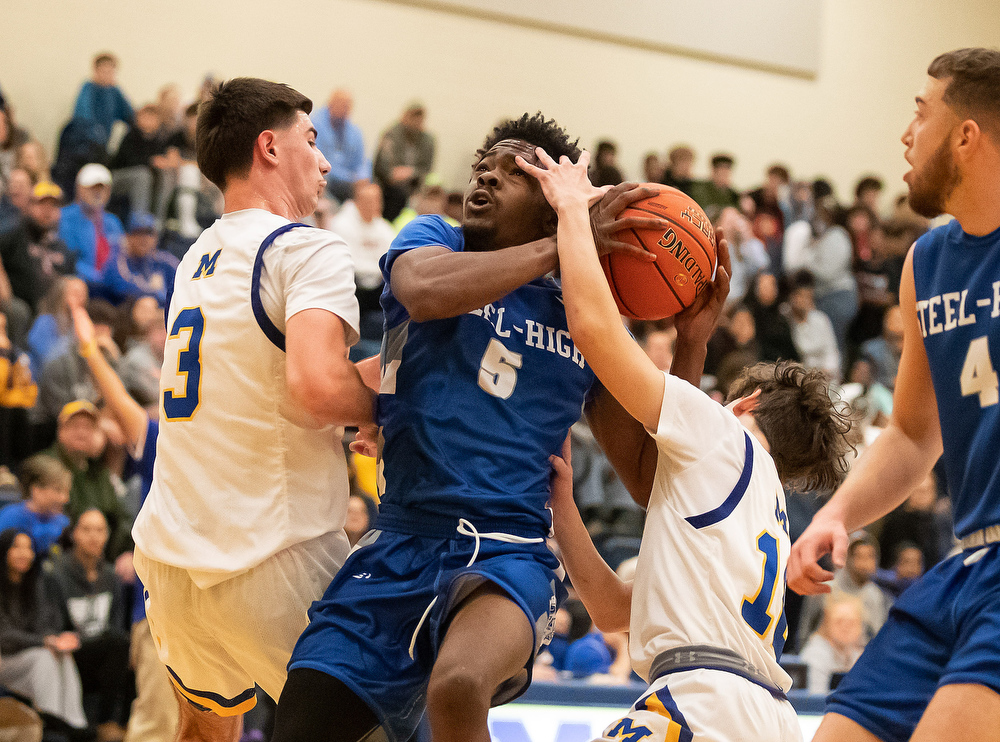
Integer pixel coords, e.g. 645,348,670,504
163,308,205,421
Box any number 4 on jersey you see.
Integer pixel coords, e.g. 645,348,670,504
961,336,999,408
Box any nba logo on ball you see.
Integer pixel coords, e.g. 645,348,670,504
600,185,718,320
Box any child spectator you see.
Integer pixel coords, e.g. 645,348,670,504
47,508,130,741
0,528,88,738
71,53,133,150
800,594,865,694
0,455,70,557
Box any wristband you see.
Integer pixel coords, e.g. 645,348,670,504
79,340,99,359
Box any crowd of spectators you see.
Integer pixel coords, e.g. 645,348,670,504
0,50,962,736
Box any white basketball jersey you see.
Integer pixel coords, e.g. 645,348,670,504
630,372,792,691
133,209,360,587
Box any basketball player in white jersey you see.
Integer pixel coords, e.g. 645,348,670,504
520,148,853,741
131,77,376,742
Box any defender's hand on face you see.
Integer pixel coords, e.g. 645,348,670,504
515,148,607,212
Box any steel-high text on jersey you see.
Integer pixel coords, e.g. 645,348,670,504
468,303,586,369
913,285,1000,338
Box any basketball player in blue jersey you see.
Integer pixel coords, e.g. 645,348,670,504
272,114,701,742
788,48,1000,742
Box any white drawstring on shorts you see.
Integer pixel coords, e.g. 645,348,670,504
407,518,545,659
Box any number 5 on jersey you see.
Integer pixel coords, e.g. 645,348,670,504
163,308,205,421
478,338,523,399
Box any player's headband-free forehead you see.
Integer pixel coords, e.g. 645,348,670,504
482,139,541,164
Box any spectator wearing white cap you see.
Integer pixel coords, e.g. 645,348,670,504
58,164,124,291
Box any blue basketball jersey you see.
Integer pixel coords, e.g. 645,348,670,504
911,219,1000,538
377,216,596,537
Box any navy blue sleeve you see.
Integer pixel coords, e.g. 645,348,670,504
135,419,158,504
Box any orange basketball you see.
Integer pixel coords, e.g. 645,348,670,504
600,185,718,320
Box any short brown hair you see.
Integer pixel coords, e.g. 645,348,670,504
726,361,854,492
18,454,71,497
93,52,117,67
928,48,1000,141
195,77,312,190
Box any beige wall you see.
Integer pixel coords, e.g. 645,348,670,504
3,0,998,202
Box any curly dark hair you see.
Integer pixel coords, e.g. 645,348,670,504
726,361,855,492
476,112,581,164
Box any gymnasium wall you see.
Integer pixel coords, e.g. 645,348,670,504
3,0,998,200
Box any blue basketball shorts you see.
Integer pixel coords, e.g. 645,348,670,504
287,523,566,742
827,542,1000,742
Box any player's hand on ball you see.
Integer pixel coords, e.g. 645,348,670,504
673,228,732,346
590,183,667,262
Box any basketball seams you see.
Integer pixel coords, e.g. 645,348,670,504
603,254,642,319
629,228,684,311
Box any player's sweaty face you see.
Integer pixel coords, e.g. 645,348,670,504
463,139,554,250
275,111,331,220
901,76,962,218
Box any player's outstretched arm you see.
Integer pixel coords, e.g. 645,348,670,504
787,246,943,595
69,296,148,449
585,234,730,509
549,438,632,633
286,309,376,427
518,148,664,431
390,239,558,322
